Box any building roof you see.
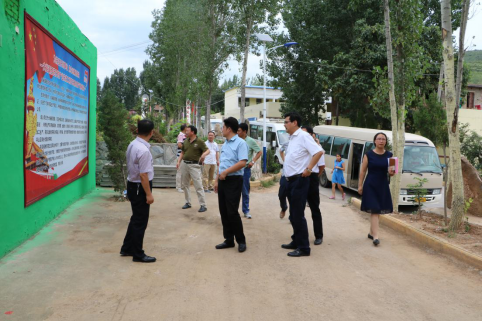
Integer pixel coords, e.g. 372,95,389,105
468,84,482,89
223,85,281,92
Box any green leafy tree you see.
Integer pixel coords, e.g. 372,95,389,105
232,0,280,122
102,68,141,111
98,91,133,195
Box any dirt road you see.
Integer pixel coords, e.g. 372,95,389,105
1,185,481,320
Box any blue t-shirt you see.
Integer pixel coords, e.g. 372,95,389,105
219,135,248,176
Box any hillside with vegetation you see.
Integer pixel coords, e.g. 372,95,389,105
465,50,482,85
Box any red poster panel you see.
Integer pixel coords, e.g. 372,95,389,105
24,13,90,207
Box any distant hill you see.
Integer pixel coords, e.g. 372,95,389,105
465,50,482,85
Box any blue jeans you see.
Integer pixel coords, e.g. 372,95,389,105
242,167,251,214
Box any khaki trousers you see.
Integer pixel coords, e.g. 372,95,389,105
176,161,183,189
203,164,216,190
182,162,206,207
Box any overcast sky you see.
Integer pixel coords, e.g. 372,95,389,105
57,0,481,86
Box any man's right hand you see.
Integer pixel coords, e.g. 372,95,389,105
214,182,218,193
146,194,154,204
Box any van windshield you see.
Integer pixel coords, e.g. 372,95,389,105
403,146,442,173
277,130,289,145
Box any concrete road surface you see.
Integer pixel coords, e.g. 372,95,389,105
0,185,481,321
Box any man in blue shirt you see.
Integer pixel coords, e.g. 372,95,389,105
214,117,249,253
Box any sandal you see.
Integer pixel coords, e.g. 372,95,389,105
342,193,346,200
329,196,335,199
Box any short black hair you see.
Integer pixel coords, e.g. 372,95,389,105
239,122,248,133
223,117,239,133
302,125,313,135
188,125,197,135
180,124,187,131
373,132,388,147
138,119,154,135
284,112,302,127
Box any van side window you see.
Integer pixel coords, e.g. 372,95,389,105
364,142,375,157
317,134,333,154
250,125,258,139
331,137,351,159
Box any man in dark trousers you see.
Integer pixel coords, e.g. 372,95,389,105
120,119,156,263
281,112,322,257
302,126,325,245
214,117,249,253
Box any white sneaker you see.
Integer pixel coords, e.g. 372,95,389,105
246,214,252,219
177,188,184,193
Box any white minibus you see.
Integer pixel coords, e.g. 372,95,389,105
248,119,289,165
313,125,443,206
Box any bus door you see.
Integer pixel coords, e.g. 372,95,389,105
350,143,364,189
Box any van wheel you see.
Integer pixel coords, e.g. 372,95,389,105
320,171,331,188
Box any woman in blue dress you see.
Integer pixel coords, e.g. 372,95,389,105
330,154,346,200
358,132,395,246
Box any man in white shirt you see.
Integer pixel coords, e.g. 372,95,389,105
302,126,325,245
281,112,322,257
203,131,220,192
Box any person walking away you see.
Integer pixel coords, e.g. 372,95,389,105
281,112,322,257
176,124,188,193
278,141,289,219
177,125,210,212
358,132,395,246
203,131,219,193
237,123,262,219
214,117,249,253
120,119,156,263
301,126,325,245
330,154,346,200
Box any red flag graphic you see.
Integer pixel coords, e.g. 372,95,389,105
25,18,57,82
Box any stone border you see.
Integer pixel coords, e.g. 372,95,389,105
250,173,282,187
351,198,482,270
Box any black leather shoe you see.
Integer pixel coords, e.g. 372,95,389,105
287,249,310,257
198,205,207,212
314,238,323,245
215,242,235,249
373,239,380,246
281,243,297,250
238,244,247,253
133,255,156,263
120,251,133,256
368,233,374,240
182,203,191,209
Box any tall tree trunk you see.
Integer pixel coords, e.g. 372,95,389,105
441,0,465,231
384,0,402,210
443,142,448,225
437,62,444,102
240,17,253,123
455,0,470,111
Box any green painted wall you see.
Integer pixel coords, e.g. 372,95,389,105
0,0,97,258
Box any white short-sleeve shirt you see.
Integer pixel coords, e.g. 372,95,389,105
284,128,322,177
204,141,219,165
312,146,325,174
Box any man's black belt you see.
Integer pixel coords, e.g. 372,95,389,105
286,174,303,181
183,160,199,164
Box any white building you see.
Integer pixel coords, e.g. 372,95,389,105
224,86,284,120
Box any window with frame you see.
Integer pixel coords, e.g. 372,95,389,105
330,137,351,159
250,125,258,139
256,98,262,104
317,134,333,154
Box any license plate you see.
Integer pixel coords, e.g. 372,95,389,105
414,197,426,203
